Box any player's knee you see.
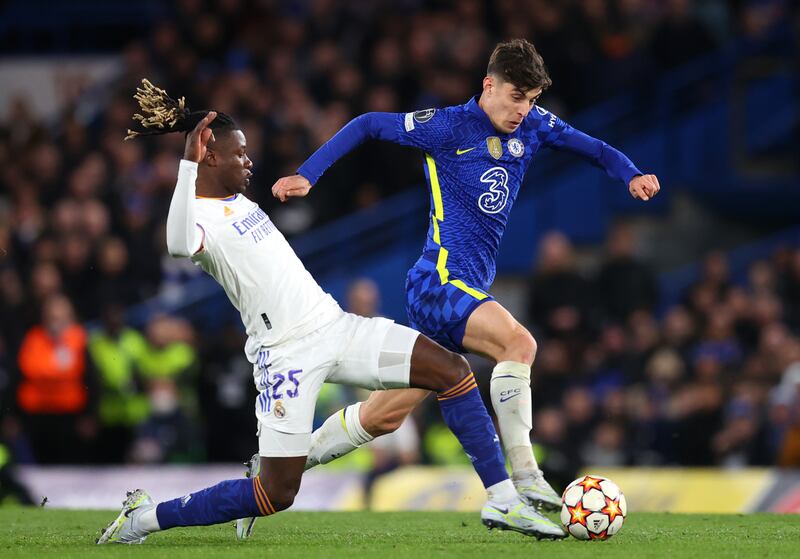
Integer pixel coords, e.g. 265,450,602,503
507,327,537,365
435,351,471,393
259,471,299,513
268,487,297,513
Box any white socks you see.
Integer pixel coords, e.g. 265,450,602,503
489,361,538,479
305,402,373,470
137,506,161,533
487,479,519,504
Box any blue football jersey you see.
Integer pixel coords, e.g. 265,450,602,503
299,97,642,292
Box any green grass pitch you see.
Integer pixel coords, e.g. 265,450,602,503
1,507,798,559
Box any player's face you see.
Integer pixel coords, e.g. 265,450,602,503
482,76,542,133
210,130,253,194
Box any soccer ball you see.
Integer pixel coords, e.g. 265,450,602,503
560,475,627,540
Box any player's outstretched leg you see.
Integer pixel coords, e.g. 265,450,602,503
462,301,561,511
97,456,305,544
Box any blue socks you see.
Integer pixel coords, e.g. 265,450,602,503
437,373,509,488
156,477,273,529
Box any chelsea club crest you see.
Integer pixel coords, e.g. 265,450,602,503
508,138,525,157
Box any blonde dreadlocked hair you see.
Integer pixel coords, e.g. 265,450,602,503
124,78,237,141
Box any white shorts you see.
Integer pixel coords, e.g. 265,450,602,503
253,312,419,457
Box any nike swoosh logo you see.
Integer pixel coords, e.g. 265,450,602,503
456,147,476,155
500,393,521,403
489,505,509,514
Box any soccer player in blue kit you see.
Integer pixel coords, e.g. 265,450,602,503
271,39,660,511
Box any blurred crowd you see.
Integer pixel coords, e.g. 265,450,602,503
380,225,800,490
0,0,797,493
3,219,800,480
519,226,800,487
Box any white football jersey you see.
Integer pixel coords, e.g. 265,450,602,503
190,193,341,362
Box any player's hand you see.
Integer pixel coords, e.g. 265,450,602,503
183,111,217,163
272,174,312,202
628,174,660,201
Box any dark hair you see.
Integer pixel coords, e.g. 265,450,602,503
486,39,552,93
124,79,237,140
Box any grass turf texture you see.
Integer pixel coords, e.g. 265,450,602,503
1,508,798,559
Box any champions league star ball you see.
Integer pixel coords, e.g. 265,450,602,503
560,475,627,540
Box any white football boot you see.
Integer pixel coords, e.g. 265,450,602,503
234,453,261,540
514,469,562,512
96,489,155,544
481,495,567,540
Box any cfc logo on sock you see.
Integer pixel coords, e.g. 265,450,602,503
499,389,522,403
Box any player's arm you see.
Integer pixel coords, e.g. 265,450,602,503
166,112,216,257
542,112,660,201
272,110,449,202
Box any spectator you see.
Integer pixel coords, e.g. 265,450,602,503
712,379,770,467
581,421,629,467
198,323,257,462
531,406,579,490
594,222,658,322
138,315,199,419
16,294,98,463
528,232,591,339
88,304,149,463
347,278,382,318
670,351,724,465
129,377,203,464
127,314,201,463
636,348,688,464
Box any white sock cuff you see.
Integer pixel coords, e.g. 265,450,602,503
491,361,531,382
486,479,518,504
345,402,373,446
137,505,161,533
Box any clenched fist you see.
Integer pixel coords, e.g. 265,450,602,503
628,174,660,201
272,174,312,202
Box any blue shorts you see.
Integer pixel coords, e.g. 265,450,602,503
405,266,494,353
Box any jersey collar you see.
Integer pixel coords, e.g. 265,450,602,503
196,193,239,201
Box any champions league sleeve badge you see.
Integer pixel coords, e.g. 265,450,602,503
413,108,436,123
508,138,525,157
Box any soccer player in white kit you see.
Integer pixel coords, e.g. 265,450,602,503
97,80,565,544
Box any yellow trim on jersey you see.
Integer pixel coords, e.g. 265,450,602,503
425,153,443,221
431,214,441,245
424,153,488,301
450,279,487,300
436,245,450,284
